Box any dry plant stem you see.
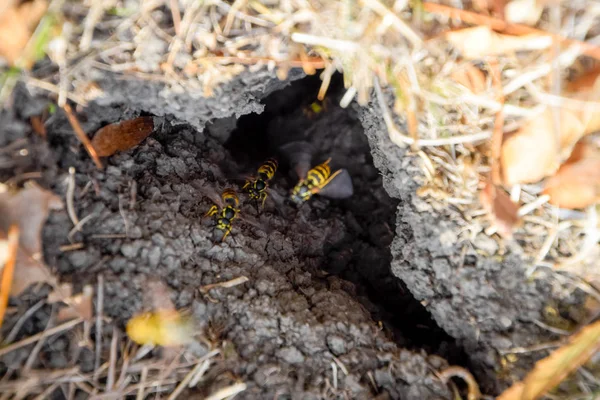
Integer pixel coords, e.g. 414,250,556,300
62,104,103,170
94,275,104,378
0,225,19,331
438,366,481,400
167,354,216,400
169,0,181,36
66,167,80,227
422,3,600,60
0,317,83,357
199,276,249,294
4,299,45,344
106,327,118,391
489,61,504,185
205,382,248,400
136,367,148,400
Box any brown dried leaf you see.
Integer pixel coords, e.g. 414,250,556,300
543,141,600,209
480,181,520,238
49,284,94,322
445,26,550,59
0,183,62,295
0,0,48,65
498,319,600,400
451,64,487,94
91,117,155,157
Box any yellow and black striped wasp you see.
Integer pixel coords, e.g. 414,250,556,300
200,184,268,242
279,141,353,205
243,158,278,208
204,188,240,242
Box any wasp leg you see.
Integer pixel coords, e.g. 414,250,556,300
205,205,219,217
259,192,268,209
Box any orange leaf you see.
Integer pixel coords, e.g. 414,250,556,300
0,0,48,66
479,181,520,238
0,183,62,295
0,225,19,330
498,319,600,400
543,141,600,209
91,117,155,157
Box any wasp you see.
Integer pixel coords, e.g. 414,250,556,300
204,188,240,242
279,141,353,205
302,98,330,119
126,309,195,347
243,158,278,208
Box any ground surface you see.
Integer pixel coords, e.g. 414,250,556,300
0,74,460,399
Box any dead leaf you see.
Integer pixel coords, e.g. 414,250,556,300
91,117,155,157
501,105,600,185
451,64,487,94
0,0,48,65
480,181,520,238
498,319,600,400
49,283,93,321
445,26,551,59
505,0,544,25
543,141,600,209
30,115,47,138
0,182,62,295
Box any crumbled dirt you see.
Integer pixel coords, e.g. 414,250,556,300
0,75,455,399
1,66,587,398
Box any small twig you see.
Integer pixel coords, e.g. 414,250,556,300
106,327,119,391
3,299,45,344
199,276,249,294
24,307,56,373
136,366,149,400
169,0,182,36
62,104,103,170
488,60,504,185
68,213,97,241
167,351,219,400
205,382,247,400
438,366,481,400
0,225,19,331
59,243,85,252
499,340,562,355
0,317,84,359
66,167,80,227
94,275,104,378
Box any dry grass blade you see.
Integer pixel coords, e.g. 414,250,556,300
0,224,19,330
498,319,600,400
199,276,249,294
62,104,103,170
0,317,83,357
91,116,155,157
205,382,247,400
438,366,481,400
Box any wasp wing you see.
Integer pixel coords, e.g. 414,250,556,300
238,213,272,234
317,169,354,199
194,181,224,209
278,141,314,179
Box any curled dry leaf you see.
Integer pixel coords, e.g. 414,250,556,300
502,70,600,185
0,182,62,295
91,116,155,157
0,0,48,65
480,181,520,238
543,140,600,209
48,283,94,321
444,26,551,60
505,0,544,25
498,319,600,400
